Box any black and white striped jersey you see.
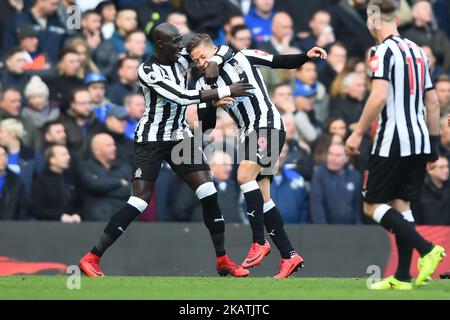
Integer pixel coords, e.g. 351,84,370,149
369,35,434,158
135,46,232,142
196,49,285,135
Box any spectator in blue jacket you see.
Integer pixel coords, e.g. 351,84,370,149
245,0,276,44
3,0,66,64
270,143,309,223
310,142,362,224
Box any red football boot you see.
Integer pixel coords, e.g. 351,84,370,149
241,240,271,268
79,252,105,277
217,255,250,277
273,253,304,279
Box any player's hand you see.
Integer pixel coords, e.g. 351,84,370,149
213,97,236,108
229,82,255,98
307,46,327,60
345,132,362,156
204,61,219,85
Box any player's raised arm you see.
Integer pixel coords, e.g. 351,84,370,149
241,47,327,70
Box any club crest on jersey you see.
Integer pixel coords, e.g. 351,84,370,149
232,64,245,76
177,62,188,75
134,168,142,178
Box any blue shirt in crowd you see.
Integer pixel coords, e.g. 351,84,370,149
245,7,275,44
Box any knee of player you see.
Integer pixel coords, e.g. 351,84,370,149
363,202,377,217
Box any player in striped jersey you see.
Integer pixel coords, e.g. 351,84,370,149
79,23,256,278
345,0,445,289
186,34,327,278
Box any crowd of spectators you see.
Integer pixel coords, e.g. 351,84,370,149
0,0,449,226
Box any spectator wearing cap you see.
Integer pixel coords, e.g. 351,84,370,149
412,156,450,226
0,144,28,220
293,60,329,123
105,105,133,163
124,92,145,140
85,72,114,123
0,47,32,95
95,1,117,40
3,0,66,64
329,72,367,132
22,76,58,150
42,48,83,113
106,56,140,105
58,87,106,160
292,71,322,145
0,118,45,199
17,24,51,72
245,0,276,44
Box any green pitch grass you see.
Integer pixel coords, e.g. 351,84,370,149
0,276,449,300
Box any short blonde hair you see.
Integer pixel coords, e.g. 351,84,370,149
0,118,26,140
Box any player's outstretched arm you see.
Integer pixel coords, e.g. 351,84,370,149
242,47,327,70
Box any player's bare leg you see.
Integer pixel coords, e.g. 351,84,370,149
79,180,154,277
181,170,249,277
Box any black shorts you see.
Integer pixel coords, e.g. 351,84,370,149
363,155,428,203
237,128,286,181
132,137,209,182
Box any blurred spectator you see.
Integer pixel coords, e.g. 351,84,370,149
319,42,347,91
0,118,44,198
403,0,450,72
421,45,445,82
272,82,296,114
105,105,133,163
330,72,367,131
330,0,374,59
270,143,309,223
106,56,140,105
182,0,240,41
31,144,81,222
137,0,174,36
84,72,114,123
109,9,138,54
78,9,103,51
41,120,67,150
0,144,28,220
0,87,22,121
440,116,450,164
258,12,297,55
330,57,368,97
245,0,275,44
293,60,329,123
58,87,106,159
125,29,149,61
216,14,245,46
1,47,32,94
435,75,450,117
22,76,58,149
293,78,322,145
312,133,344,166
0,0,25,48
78,133,131,221
412,156,450,225
229,25,253,51
275,0,329,36
65,37,100,80
43,48,83,112
95,0,117,40
325,117,347,141
124,92,145,140
18,24,51,72
4,0,66,63
282,113,314,181
310,143,362,224
300,10,335,51
167,11,194,45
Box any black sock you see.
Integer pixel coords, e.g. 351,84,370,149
91,203,141,257
395,221,415,281
199,192,226,257
264,202,295,259
378,208,432,257
241,181,265,244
